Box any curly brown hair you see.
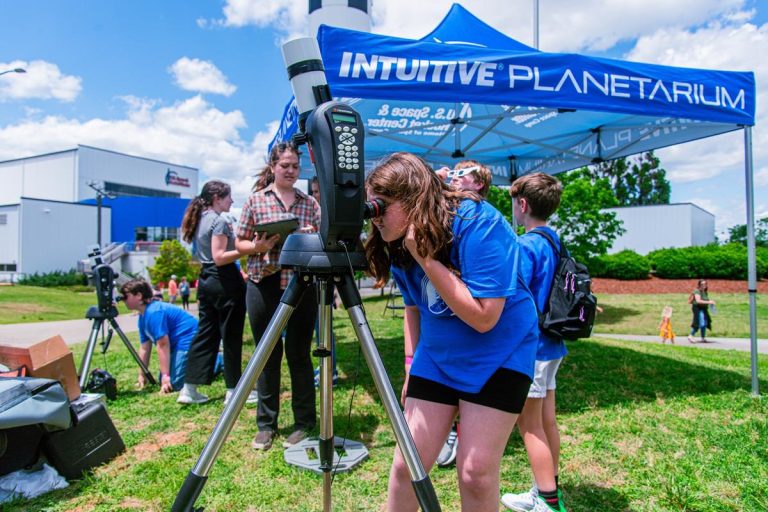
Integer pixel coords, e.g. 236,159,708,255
364,152,478,287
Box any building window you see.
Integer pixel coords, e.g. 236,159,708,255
0,214,7,225
105,182,180,198
135,226,178,242
0,264,17,271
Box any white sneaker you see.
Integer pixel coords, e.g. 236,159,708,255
530,496,562,512
435,426,459,467
177,386,209,405
501,486,538,512
224,389,259,406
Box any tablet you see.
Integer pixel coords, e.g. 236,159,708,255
255,216,299,239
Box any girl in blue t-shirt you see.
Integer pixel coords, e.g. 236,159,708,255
365,152,538,512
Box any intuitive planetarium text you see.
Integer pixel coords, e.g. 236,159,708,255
337,51,749,114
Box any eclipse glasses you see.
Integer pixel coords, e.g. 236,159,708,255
445,165,480,179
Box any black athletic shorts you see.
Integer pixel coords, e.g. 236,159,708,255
406,367,531,414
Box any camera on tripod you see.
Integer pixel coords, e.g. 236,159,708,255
87,245,119,314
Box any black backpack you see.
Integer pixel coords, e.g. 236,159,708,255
530,229,597,340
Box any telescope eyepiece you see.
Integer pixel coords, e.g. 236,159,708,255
363,198,386,219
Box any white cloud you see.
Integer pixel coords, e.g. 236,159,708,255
0,95,273,206
169,57,236,96
213,0,308,41
0,60,81,102
626,17,767,231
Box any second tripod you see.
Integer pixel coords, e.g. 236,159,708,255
78,305,156,390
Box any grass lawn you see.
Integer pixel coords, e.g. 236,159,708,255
0,286,198,325
4,296,767,511
594,293,767,339
0,285,98,324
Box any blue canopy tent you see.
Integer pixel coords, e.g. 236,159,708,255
271,4,760,393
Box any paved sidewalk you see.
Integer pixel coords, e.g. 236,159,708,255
593,333,767,353
0,288,386,348
0,303,198,348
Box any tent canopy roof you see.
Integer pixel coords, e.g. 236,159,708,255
272,3,756,184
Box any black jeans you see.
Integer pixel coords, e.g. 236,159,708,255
184,263,245,389
246,273,317,433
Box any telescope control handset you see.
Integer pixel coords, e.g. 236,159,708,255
282,37,367,253
305,102,366,251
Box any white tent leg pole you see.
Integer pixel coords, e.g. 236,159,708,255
743,126,759,397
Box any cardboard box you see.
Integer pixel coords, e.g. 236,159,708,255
0,336,80,401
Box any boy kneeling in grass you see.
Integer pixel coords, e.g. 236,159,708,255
120,279,198,394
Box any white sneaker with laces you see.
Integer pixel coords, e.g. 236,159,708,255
501,486,538,511
224,389,259,406
435,426,459,467
177,386,209,405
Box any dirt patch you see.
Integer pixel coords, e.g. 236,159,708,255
131,431,190,462
593,276,768,294
3,303,51,314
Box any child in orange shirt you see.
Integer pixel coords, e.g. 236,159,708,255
659,306,675,344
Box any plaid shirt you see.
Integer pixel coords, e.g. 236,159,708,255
237,184,320,288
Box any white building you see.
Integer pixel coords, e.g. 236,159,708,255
0,145,198,280
605,203,715,255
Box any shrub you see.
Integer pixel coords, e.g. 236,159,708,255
649,244,768,279
18,269,88,287
590,250,650,280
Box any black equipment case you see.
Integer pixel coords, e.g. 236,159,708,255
42,401,125,480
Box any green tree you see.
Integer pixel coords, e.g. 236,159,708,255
485,185,514,227
589,151,671,206
148,239,197,284
551,168,625,261
727,218,768,247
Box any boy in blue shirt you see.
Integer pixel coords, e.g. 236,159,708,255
502,173,567,512
120,279,198,394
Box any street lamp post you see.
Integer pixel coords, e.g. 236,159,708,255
87,181,116,248
0,68,26,77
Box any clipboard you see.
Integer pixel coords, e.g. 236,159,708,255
255,216,299,238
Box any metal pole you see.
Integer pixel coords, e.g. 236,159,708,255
743,126,759,396
96,193,102,248
533,0,540,49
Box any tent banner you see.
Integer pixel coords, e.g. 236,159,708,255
318,26,755,126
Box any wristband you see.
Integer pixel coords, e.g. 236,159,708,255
405,356,413,365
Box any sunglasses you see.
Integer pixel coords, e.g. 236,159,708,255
446,166,480,179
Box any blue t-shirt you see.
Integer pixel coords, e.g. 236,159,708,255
518,227,568,361
138,301,197,352
392,199,539,393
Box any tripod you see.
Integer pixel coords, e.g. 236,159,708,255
172,234,440,512
78,305,157,390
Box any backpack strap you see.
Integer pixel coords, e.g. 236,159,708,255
528,228,563,317
530,228,566,258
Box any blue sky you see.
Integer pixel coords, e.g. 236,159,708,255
1,0,766,237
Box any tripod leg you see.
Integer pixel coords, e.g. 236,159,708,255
79,318,104,389
109,318,157,386
315,279,334,512
172,274,311,512
336,273,441,512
